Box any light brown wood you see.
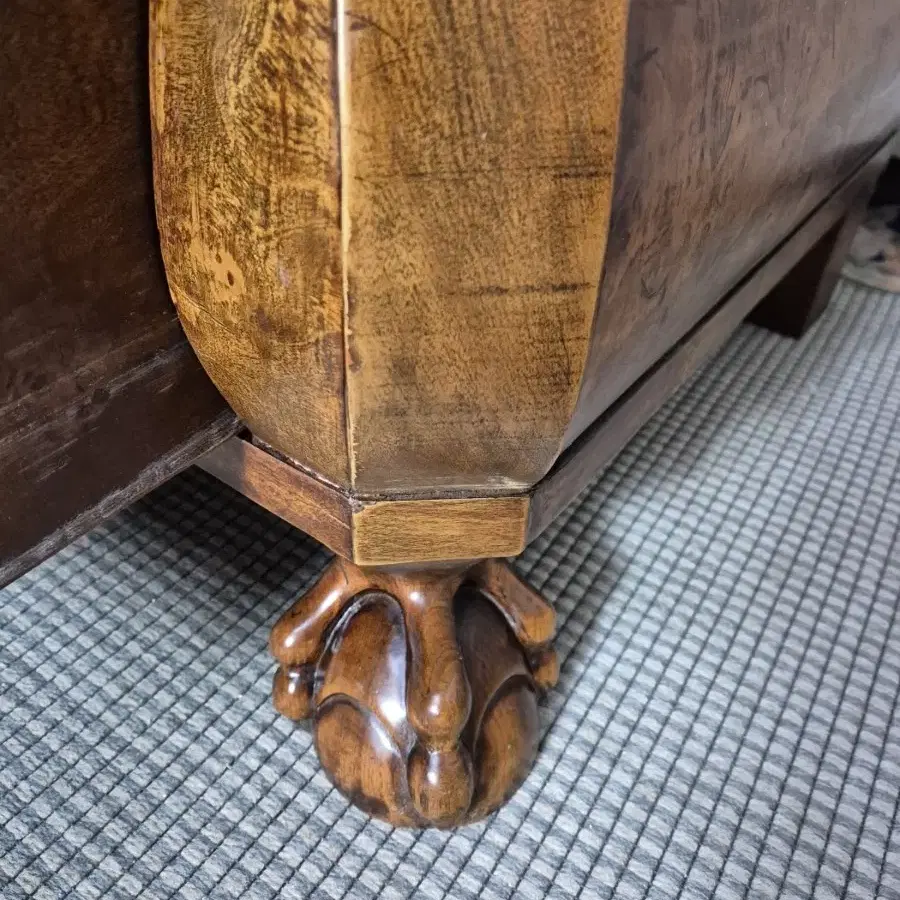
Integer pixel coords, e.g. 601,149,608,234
151,0,630,495
352,497,528,567
198,135,895,566
154,0,900,506
0,0,237,589
340,0,629,494
151,0,349,485
270,556,557,827
198,435,529,564
154,2,900,832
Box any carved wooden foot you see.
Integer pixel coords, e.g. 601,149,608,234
270,558,558,828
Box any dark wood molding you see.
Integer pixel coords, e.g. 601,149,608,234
196,435,354,559
197,437,531,565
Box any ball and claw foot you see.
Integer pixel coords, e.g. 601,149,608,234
269,557,559,828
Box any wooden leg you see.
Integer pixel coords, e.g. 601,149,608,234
749,189,871,338
270,557,558,828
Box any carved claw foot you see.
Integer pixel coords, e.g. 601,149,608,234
270,557,558,828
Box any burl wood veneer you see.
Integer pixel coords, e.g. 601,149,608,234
150,0,900,826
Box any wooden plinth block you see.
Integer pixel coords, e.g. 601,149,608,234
749,185,875,338
269,557,558,828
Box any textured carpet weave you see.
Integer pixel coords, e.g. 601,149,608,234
2,280,900,899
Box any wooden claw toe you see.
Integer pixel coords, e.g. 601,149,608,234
269,558,361,665
469,559,556,648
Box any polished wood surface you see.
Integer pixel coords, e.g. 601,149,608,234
151,0,629,494
0,0,236,587
153,3,900,830
199,139,895,568
270,557,557,827
566,0,900,442
197,436,530,564
154,0,900,502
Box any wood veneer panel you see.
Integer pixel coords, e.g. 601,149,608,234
534,140,894,539
151,0,630,495
568,0,900,443
341,0,629,493
151,0,348,486
352,497,529,567
198,140,892,567
0,0,236,587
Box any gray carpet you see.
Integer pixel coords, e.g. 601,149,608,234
2,280,900,899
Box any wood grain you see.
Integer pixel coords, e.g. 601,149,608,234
567,0,900,443
196,436,353,558
530,139,895,540
151,0,629,494
0,0,235,587
157,0,900,572
341,0,629,493
199,436,528,564
200,137,893,567
270,556,557,827
351,497,528,567
151,0,349,485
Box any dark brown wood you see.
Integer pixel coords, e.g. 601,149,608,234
529,138,895,541
270,557,557,827
2,364,237,589
0,0,236,587
566,0,900,444
749,190,874,337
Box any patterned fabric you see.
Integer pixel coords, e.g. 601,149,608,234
2,280,899,900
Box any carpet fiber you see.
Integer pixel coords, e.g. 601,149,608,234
2,281,899,899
